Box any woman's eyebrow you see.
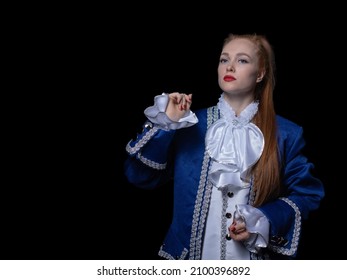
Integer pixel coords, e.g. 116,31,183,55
220,52,251,58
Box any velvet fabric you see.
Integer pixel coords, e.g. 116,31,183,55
124,107,324,259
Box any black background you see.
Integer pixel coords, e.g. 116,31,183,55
2,8,344,260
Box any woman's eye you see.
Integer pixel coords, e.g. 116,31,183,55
220,58,228,63
238,59,248,64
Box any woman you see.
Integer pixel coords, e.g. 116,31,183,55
124,33,324,259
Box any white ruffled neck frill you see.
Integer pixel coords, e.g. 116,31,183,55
205,93,264,189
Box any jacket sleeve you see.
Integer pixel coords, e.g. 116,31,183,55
124,121,176,189
258,126,325,258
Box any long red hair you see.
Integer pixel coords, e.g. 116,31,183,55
223,34,280,206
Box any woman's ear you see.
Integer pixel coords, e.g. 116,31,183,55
256,70,266,83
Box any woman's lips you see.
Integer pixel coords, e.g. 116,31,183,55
224,75,236,82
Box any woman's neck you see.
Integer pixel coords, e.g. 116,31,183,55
222,93,255,116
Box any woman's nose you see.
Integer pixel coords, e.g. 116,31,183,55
227,64,234,72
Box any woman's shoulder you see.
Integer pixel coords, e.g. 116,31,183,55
276,115,304,140
276,115,302,129
194,106,216,116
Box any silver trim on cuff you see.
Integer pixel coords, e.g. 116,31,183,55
138,152,167,170
125,126,159,155
268,197,301,256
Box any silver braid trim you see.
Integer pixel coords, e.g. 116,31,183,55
125,126,160,155
268,197,301,256
137,152,167,170
220,188,229,260
158,246,188,260
189,106,217,260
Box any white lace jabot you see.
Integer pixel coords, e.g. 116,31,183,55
205,94,264,188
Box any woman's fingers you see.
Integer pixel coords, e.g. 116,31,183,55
166,92,193,121
169,92,192,111
185,94,192,108
228,221,249,241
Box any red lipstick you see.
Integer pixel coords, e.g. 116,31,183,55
224,75,236,82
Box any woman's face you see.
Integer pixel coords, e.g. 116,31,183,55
218,38,263,97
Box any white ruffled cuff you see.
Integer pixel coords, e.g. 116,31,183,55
235,204,269,253
144,93,198,130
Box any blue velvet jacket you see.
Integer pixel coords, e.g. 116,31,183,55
124,105,325,260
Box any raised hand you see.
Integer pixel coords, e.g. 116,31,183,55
166,92,192,121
